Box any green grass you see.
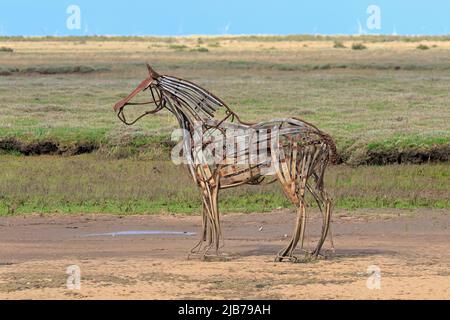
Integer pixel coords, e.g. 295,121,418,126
190,47,209,52
0,46,13,52
0,65,110,75
351,42,367,50
417,44,430,50
207,42,221,48
0,155,448,215
168,44,188,51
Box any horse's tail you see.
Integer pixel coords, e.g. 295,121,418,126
320,132,338,164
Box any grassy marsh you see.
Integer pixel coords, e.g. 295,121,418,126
0,155,448,215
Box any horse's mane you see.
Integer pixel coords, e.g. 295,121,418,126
156,75,228,120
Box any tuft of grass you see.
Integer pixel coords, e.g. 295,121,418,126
333,40,346,48
207,42,221,48
0,46,14,52
416,44,430,50
0,67,17,76
168,44,188,51
190,47,209,52
351,42,367,50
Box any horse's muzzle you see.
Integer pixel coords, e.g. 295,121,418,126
113,77,154,113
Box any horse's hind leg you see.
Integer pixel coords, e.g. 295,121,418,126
274,145,311,262
312,189,333,257
308,155,334,257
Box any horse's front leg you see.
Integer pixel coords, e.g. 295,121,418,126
201,179,222,257
189,201,208,255
189,169,223,259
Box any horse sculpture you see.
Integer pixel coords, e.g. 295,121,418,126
114,64,337,262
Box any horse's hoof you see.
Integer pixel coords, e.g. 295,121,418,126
274,255,299,263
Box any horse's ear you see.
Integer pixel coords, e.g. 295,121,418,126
147,64,160,79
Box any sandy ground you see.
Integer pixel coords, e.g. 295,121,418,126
0,209,449,300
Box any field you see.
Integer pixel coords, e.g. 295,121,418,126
0,156,448,214
0,36,449,164
0,36,449,299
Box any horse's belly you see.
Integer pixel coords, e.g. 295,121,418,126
219,162,275,187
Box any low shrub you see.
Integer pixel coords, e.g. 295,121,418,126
351,43,367,50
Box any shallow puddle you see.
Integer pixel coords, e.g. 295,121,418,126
82,230,196,237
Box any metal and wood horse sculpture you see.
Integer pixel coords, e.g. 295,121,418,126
114,65,337,262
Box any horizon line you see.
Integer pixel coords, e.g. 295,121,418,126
2,33,450,38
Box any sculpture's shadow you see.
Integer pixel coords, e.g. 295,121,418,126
235,244,397,260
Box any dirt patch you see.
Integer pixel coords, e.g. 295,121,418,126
21,141,59,155
0,138,22,153
2,136,448,165
0,138,98,156
365,146,450,165
0,209,448,299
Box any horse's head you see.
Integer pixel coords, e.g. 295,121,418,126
114,64,164,125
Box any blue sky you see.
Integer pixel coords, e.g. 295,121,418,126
1,0,450,36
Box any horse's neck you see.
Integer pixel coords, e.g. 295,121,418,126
172,106,250,148
171,105,209,129
166,95,242,130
